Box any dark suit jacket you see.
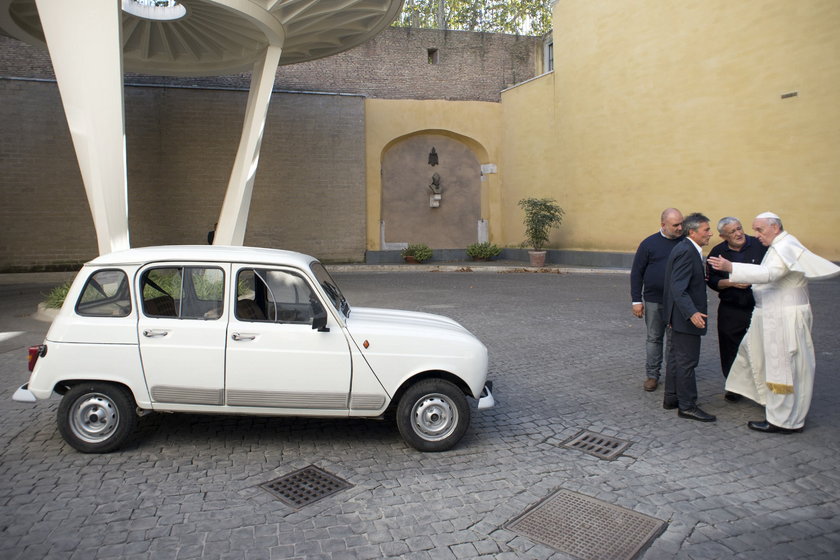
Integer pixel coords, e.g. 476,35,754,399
663,237,708,336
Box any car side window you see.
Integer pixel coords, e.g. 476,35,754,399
76,269,131,317
236,268,315,324
182,268,224,319
141,267,224,319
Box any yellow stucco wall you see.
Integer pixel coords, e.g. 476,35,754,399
365,99,502,250
543,0,840,258
499,72,559,249
367,2,839,258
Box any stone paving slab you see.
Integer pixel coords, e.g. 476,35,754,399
1,269,839,559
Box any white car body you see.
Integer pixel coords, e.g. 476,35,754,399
14,246,493,452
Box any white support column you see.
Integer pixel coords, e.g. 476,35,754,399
214,44,283,246
35,0,129,254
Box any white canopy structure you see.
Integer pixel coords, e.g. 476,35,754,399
0,0,403,252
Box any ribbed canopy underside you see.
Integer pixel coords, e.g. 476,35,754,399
0,0,403,75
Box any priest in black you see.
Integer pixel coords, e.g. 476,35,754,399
706,217,767,401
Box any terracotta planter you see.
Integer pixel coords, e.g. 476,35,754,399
403,255,418,264
528,250,547,267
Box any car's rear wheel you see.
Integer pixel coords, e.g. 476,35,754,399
57,383,137,453
396,379,470,452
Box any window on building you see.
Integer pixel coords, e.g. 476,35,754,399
427,48,439,65
544,40,554,72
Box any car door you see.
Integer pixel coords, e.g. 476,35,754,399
137,263,229,407
224,265,352,413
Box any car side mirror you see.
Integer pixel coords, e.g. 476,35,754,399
311,299,329,332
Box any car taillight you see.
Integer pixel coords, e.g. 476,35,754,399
28,345,46,372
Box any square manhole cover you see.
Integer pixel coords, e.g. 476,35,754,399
506,489,666,560
562,430,631,460
260,465,352,509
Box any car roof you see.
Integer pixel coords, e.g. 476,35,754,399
86,245,318,268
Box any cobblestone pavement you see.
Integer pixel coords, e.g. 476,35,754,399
1,268,839,559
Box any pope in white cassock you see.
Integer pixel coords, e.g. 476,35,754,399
708,212,840,434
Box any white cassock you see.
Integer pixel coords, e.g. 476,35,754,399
725,231,840,429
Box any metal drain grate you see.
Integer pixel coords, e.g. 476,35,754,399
506,489,666,560
260,465,352,509
562,430,631,460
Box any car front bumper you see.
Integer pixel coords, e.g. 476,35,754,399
477,382,495,410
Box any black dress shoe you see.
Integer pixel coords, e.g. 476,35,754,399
678,406,716,422
724,391,742,402
662,400,678,410
747,420,803,434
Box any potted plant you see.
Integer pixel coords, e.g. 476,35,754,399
518,197,565,267
466,242,502,261
401,243,433,263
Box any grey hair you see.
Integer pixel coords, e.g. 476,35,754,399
765,217,784,231
716,216,741,233
683,212,710,233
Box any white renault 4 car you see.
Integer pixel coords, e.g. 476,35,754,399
14,246,494,453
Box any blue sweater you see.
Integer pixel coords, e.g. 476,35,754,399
630,231,682,304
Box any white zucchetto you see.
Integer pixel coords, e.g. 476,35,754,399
756,211,781,220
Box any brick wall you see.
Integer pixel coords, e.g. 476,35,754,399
0,79,98,271
0,80,366,270
2,27,542,102
0,26,540,269
265,27,541,102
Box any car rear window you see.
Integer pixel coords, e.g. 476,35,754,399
76,269,131,317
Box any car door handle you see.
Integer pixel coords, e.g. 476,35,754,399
231,333,257,341
142,329,169,338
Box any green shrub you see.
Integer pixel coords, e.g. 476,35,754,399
401,243,433,263
518,197,565,251
44,281,72,309
466,242,502,260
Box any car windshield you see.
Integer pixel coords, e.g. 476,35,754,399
310,261,350,317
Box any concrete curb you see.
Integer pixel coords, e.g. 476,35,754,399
327,264,631,274
33,303,59,323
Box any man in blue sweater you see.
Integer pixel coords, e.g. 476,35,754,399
631,208,684,392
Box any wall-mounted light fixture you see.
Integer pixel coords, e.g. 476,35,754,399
428,147,438,166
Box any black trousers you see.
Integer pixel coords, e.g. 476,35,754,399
664,328,701,410
717,303,753,378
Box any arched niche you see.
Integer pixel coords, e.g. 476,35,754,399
381,131,487,248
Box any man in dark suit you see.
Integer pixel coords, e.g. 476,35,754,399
662,212,715,421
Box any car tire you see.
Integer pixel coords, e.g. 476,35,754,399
57,383,138,453
396,379,470,452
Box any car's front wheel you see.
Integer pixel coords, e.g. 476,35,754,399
396,379,470,452
57,383,137,453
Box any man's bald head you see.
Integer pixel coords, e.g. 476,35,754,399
660,208,684,239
